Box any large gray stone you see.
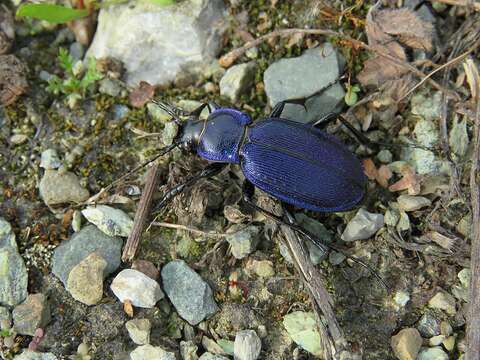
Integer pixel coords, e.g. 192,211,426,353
0,216,17,250
264,43,345,123
0,247,28,307
161,260,218,325
13,294,51,336
52,225,122,286
87,0,227,86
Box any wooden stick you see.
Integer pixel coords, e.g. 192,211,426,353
122,164,160,262
467,98,480,360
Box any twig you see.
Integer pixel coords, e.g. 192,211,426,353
152,221,227,238
219,28,458,100
430,0,480,11
122,164,160,262
467,94,480,360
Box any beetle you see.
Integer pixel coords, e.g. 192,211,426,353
142,98,384,285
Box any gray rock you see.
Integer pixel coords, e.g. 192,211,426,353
428,291,456,315
328,251,346,265
449,117,469,158
226,225,260,259
66,252,107,305
147,102,172,123
397,195,431,212
264,43,345,124
69,42,85,60
0,247,28,307
279,241,293,264
202,337,228,356
131,259,160,281
411,91,442,122
161,260,218,325
390,328,422,360
247,259,274,278
0,216,17,249
414,119,439,147
341,208,384,242
162,121,179,146
13,351,57,360
219,62,256,102
180,340,199,360
295,214,332,264
283,311,322,356
72,210,82,232
82,205,133,237
404,0,436,23
199,354,229,360
394,290,410,309
417,347,449,360
377,149,393,164
130,344,176,360
13,294,51,336
110,269,164,308
87,0,227,86
39,169,90,205
417,311,441,337
401,147,445,175
99,78,121,97
234,330,261,360
10,134,28,145
52,225,122,286
0,306,11,325
126,318,151,345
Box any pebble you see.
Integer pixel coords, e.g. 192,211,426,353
217,339,235,355
0,246,28,306
87,1,227,86
283,311,322,356
234,330,261,360
219,61,256,102
417,347,449,360
66,252,107,305
390,328,422,360
162,260,218,325
147,102,171,123
295,213,332,264
12,294,51,336
52,225,122,286
377,149,393,164
39,169,90,205
69,42,84,60
411,91,442,122
341,208,384,242
98,78,121,97
397,195,432,212
130,344,176,360
162,121,179,146
202,337,228,356
428,291,456,315
413,119,439,147
110,269,164,308
449,117,469,157
394,290,410,309
452,268,470,302
328,251,346,265
417,312,441,337
82,205,133,237
226,225,260,259
440,321,452,336
0,306,11,324
199,354,229,360
10,133,28,145
13,351,58,360
72,210,82,232
443,335,455,351
246,259,274,278
131,259,159,281
126,318,151,345
264,43,345,123
0,216,17,249
428,335,446,346
180,340,199,360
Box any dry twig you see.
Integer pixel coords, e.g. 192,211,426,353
431,0,480,11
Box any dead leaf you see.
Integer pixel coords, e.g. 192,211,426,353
363,158,378,180
377,165,393,188
422,231,457,252
463,57,480,101
129,81,156,108
286,32,304,49
389,166,421,195
123,299,134,317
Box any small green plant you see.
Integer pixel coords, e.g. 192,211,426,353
344,83,361,106
46,48,103,98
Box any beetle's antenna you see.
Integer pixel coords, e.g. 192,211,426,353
151,100,187,125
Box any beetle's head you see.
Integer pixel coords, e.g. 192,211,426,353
177,118,204,153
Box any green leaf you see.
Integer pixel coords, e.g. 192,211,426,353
344,88,358,106
16,4,88,24
58,48,74,75
147,0,175,6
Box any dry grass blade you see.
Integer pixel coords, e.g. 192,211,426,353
464,57,480,101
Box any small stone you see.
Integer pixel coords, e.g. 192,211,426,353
69,42,84,60
443,335,455,351
132,259,159,280
12,294,51,336
390,328,422,360
295,213,332,264
417,347,449,360
111,269,164,308
429,335,446,346
283,311,322,356
328,251,345,265
180,340,199,360
147,102,171,123
126,318,151,345
66,252,107,305
162,121,179,146
278,241,293,264
397,195,431,212
0,216,17,249
234,330,261,360
397,211,411,232
161,260,218,325
456,215,472,238
217,339,235,355
247,259,274,278
0,247,28,306
341,208,384,242
257,325,267,338
202,337,227,356
52,225,122,286
394,290,410,309
417,312,441,337
413,119,439,147
219,62,256,102
13,350,58,360
411,91,442,122
226,225,260,259
98,78,121,97
10,133,28,145
428,291,456,315
0,306,11,325
82,205,133,237
458,268,471,288
72,210,82,232
130,344,175,360
449,117,469,158
39,169,89,205
377,149,393,164
199,354,229,360
440,321,452,336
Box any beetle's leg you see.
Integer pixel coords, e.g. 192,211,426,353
208,100,220,112
153,162,227,213
269,98,307,118
189,103,209,119
308,112,338,129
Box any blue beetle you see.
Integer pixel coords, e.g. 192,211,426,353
153,100,366,214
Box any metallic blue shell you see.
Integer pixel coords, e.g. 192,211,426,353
197,109,251,164
239,118,366,212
